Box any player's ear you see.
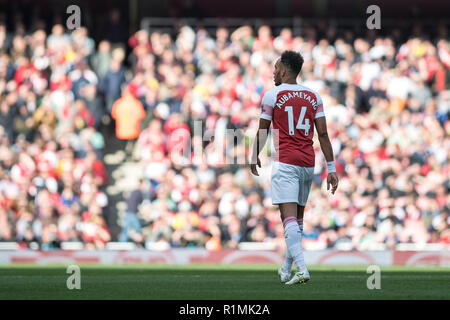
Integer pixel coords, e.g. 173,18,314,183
280,64,286,78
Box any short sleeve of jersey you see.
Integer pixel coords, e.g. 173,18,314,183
314,93,325,119
260,90,275,121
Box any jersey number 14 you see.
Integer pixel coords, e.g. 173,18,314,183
284,106,310,136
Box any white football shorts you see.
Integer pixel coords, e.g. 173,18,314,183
270,161,314,206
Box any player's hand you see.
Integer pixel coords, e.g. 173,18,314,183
327,172,339,194
250,157,261,176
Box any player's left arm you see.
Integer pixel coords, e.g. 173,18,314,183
314,112,339,195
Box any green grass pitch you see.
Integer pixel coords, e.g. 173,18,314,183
0,264,449,300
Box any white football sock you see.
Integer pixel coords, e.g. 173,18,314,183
297,219,304,270
283,217,306,270
282,218,304,271
282,250,293,271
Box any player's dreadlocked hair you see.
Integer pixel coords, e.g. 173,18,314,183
280,51,304,76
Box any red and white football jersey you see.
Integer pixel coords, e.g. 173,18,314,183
260,83,325,167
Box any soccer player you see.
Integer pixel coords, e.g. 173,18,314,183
250,51,339,284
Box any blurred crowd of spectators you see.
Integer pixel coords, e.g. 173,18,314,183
0,24,112,249
0,18,448,251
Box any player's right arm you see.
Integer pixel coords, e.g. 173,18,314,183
250,90,274,176
314,116,339,194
